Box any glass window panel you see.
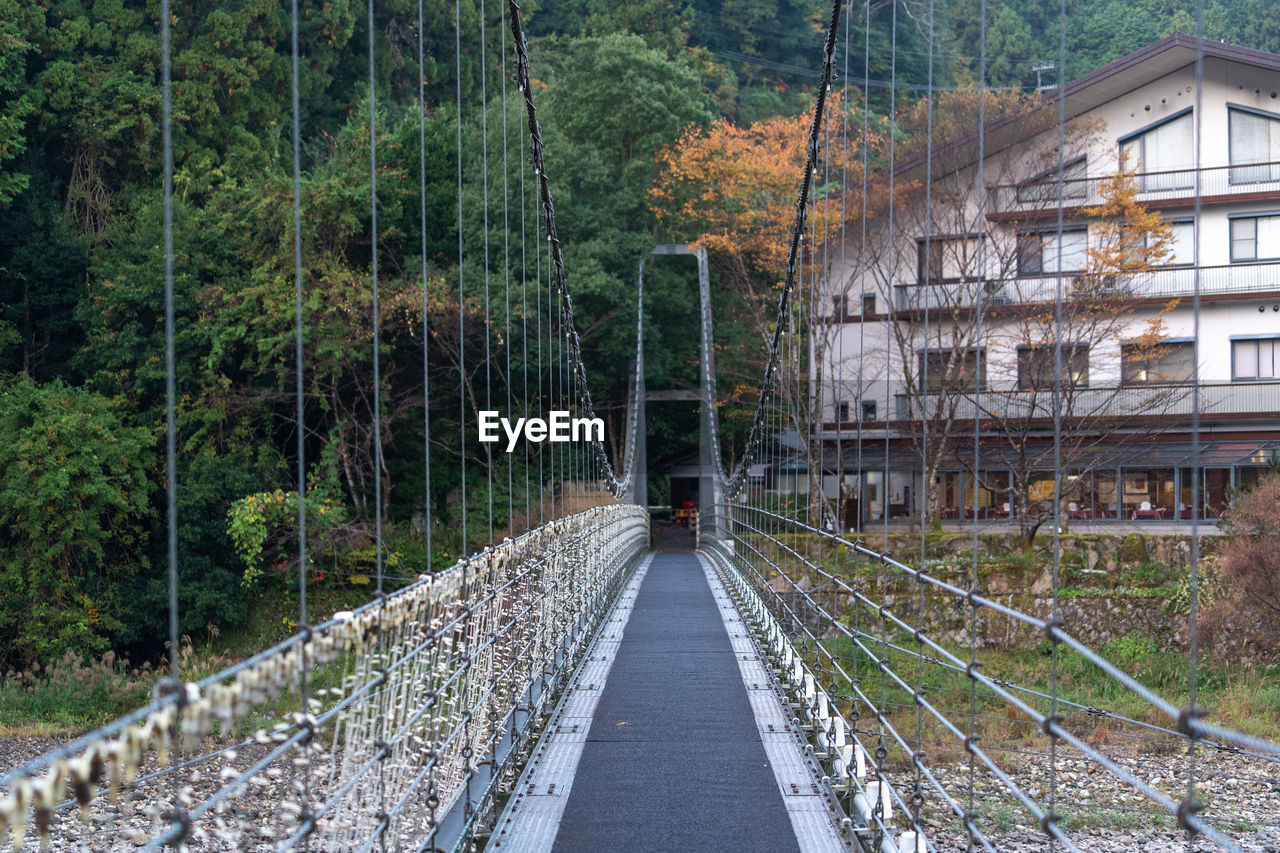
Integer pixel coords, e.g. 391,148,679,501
1016,158,1088,203
1017,233,1043,275
1122,341,1194,385
1138,113,1194,190
1235,339,1259,378
1231,218,1257,261
1229,109,1280,183
1056,230,1088,271
920,237,981,282
1168,221,1194,265
1264,340,1278,378
1258,216,1280,258
1019,230,1086,275
1017,345,1088,389
922,350,985,391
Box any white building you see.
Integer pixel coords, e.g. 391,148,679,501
818,34,1280,528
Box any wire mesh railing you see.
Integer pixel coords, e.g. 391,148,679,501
699,502,1280,851
0,506,648,851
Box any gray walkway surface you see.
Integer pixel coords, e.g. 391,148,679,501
552,552,800,853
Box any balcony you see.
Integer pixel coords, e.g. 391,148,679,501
989,159,1280,213
891,380,1280,423
894,260,1280,311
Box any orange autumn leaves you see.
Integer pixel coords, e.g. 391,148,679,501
649,92,889,284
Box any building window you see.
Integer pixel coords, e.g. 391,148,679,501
1017,344,1089,390
862,293,876,315
1017,229,1087,276
1233,337,1280,380
921,349,986,391
1016,157,1087,203
1150,219,1195,266
918,235,981,283
1229,106,1280,184
861,401,877,421
835,400,850,421
1230,214,1280,262
1121,341,1194,386
1119,111,1193,191
831,293,848,317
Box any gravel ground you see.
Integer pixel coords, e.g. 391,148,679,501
882,749,1280,852
3,733,1278,850
0,735,312,851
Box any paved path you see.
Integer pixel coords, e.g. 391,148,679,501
493,552,844,853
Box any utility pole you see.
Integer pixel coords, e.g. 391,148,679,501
1032,60,1055,91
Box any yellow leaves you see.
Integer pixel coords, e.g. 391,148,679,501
649,92,885,279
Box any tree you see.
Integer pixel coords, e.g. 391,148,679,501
856,88,1083,530
0,0,35,207
956,163,1189,547
0,376,154,668
1204,469,1280,654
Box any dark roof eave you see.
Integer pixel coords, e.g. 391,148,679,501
889,34,1280,181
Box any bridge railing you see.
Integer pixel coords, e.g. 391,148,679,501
0,504,649,852
702,502,1280,852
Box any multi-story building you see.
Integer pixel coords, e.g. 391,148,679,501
817,33,1280,528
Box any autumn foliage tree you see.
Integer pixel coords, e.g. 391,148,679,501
1203,469,1280,656
963,161,1188,546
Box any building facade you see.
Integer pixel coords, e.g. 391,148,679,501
816,34,1280,528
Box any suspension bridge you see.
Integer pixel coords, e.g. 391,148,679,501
3,0,1280,851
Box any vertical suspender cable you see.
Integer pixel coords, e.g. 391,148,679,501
1046,0,1069,834
159,0,178,684
501,1,513,528
455,0,467,554
913,0,936,832
365,5,388,848
967,0,989,837
1184,3,1207,845
367,0,384,595
480,0,494,543
521,81,531,527
873,0,899,804
417,0,433,564
289,0,312,839
291,0,307,660
882,0,896,549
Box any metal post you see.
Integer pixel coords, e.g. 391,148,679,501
629,260,649,508
695,246,722,539
642,244,722,539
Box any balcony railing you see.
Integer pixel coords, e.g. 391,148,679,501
891,380,1280,422
990,159,1280,211
894,260,1280,311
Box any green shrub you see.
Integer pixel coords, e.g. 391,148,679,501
1100,631,1158,670
0,376,154,669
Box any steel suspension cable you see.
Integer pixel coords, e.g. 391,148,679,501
454,0,467,555
1185,2,1208,847
417,0,433,562
289,0,313,842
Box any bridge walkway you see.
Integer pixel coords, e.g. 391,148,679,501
493,551,846,853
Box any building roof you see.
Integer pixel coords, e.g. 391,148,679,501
893,33,1280,181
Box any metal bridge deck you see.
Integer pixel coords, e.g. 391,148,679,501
494,551,844,853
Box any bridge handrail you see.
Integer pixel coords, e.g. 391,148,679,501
707,502,1278,849
0,505,650,852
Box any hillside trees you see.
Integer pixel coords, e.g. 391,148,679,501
0,376,154,668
